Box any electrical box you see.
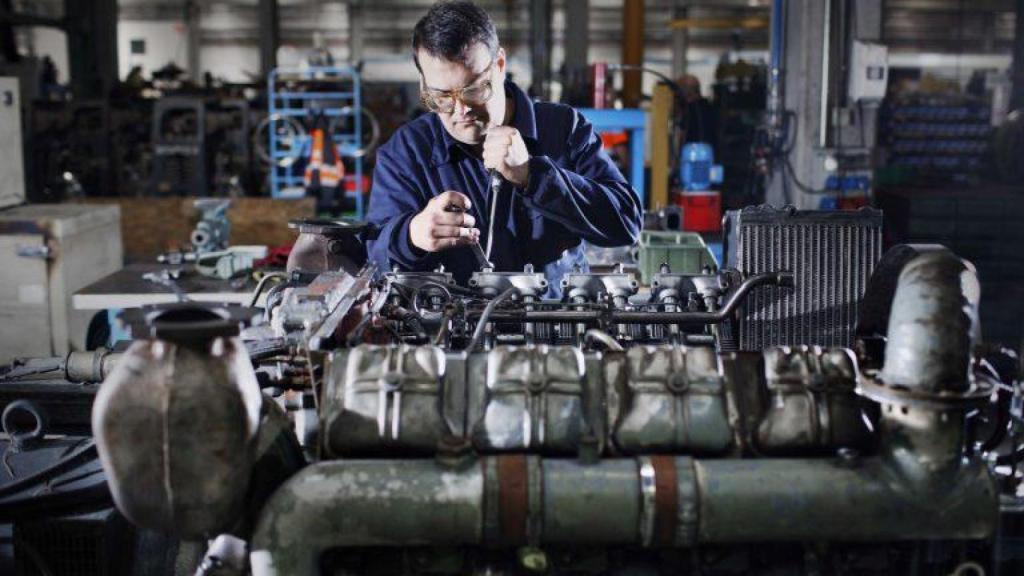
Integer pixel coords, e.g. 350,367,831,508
0,77,26,209
0,204,123,363
848,41,888,102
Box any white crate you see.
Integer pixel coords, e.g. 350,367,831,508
0,204,123,362
0,77,25,209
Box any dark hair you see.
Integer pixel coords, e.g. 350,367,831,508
412,1,498,71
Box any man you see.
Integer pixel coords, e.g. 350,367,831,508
365,0,642,298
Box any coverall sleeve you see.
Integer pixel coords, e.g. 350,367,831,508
521,109,644,248
364,143,438,273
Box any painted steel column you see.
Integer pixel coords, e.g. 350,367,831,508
529,0,553,100
1012,0,1024,111
348,0,365,65
621,0,644,108
562,0,590,106
650,83,674,209
259,0,279,78
64,0,118,99
671,5,689,80
184,0,201,81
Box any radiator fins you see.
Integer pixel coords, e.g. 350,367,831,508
723,205,883,351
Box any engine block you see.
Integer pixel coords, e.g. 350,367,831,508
3,242,1020,576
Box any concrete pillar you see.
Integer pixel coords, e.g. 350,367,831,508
765,0,882,209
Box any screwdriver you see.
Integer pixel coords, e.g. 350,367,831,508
443,203,492,270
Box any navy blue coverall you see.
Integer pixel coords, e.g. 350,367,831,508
364,80,643,299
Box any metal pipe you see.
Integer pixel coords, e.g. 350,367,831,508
467,287,518,351
880,251,978,395
250,459,486,575
583,329,624,351
65,351,121,382
766,0,786,141
695,457,994,542
250,454,996,575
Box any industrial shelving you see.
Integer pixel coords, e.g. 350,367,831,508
267,66,366,216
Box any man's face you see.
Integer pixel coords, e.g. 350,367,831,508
418,43,507,146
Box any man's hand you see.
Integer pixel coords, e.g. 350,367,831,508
409,191,480,253
483,126,530,188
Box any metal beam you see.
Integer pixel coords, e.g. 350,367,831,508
671,4,689,79
65,0,118,99
621,0,644,108
349,0,365,65
185,0,202,81
259,0,279,78
0,0,18,62
1013,0,1024,110
0,12,65,28
529,0,552,100
563,0,589,71
561,0,589,105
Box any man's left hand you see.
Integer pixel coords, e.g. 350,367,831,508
483,126,530,188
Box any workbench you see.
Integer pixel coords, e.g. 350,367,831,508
72,263,261,310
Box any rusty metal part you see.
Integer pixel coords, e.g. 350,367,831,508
249,451,995,575
607,345,732,455
286,218,366,276
497,454,529,546
321,345,451,456
271,266,376,350
861,250,992,409
879,250,979,395
650,455,678,547
322,344,870,458
92,304,263,539
756,346,874,455
308,266,375,350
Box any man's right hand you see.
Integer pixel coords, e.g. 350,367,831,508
409,191,480,253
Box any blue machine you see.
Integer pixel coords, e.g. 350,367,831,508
578,108,646,207
679,143,723,191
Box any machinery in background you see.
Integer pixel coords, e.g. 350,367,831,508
678,142,724,233
712,58,768,209
878,94,992,188
151,98,207,197
28,98,153,201
2,208,1022,574
151,97,254,198
27,93,256,201
190,199,232,253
